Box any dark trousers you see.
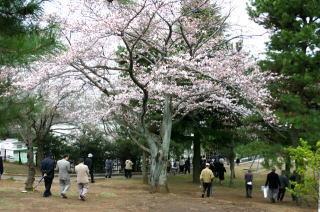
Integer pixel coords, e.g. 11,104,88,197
202,182,212,197
125,169,132,178
179,165,184,173
89,170,94,183
245,184,252,197
278,188,286,201
43,177,53,197
106,168,112,178
184,166,190,174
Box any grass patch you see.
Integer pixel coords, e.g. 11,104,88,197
3,162,41,175
99,192,118,198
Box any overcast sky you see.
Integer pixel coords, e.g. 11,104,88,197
44,0,269,57
224,0,269,57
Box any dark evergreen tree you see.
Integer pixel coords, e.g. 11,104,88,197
0,0,61,66
248,0,320,144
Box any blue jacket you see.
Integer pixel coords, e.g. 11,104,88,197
41,156,55,178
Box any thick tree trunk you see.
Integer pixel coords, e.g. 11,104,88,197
192,134,201,184
147,95,172,193
149,153,168,192
25,139,36,191
142,151,148,184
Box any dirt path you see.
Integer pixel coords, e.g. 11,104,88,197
0,178,315,212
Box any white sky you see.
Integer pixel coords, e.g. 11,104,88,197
223,0,269,57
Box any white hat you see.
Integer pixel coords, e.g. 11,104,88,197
88,153,93,158
205,163,210,166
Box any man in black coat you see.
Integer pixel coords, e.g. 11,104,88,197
0,156,3,180
84,153,94,183
265,168,281,203
41,153,55,197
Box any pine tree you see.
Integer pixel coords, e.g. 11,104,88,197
248,0,320,144
0,0,61,66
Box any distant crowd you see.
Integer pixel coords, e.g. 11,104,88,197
0,153,302,203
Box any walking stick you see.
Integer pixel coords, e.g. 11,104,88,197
33,176,45,191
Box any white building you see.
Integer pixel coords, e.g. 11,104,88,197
0,138,30,163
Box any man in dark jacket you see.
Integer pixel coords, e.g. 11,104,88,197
277,170,289,201
184,157,191,174
0,156,3,180
84,153,94,183
265,168,280,203
41,153,55,197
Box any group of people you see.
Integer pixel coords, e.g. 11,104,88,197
40,153,94,201
264,168,299,203
199,157,227,198
167,157,191,175
201,156,226,184
245,168,300,202
199,158,299,203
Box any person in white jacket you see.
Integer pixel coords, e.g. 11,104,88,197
75,158,90,201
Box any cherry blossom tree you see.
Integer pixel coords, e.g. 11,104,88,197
17,0,276,192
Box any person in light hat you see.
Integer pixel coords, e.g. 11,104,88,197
84,153,95,183
200,162,214,198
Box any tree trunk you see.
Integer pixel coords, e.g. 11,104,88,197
228,144,236,186
36,141,44,168
142,151,148,184
228,155,236,186
25,139,36,191
149,153,168,193
147,95,172,193
284,153,291,176
192,134,201,184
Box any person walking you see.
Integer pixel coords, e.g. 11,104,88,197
179,157,185,174
75,158,90,201
244,169,253,198
200,163,214,198
125,159,133,178
105,157,113,178
265,168,280,203
217,158,226,184
84,153,94,183
0,156,3,180
184,157,191,174
236,158,240,166
40,153,55,197
56,154,71,198
277,170,289,201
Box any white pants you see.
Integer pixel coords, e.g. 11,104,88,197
78,183,89,197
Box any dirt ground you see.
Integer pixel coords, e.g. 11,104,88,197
0,175,316,212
